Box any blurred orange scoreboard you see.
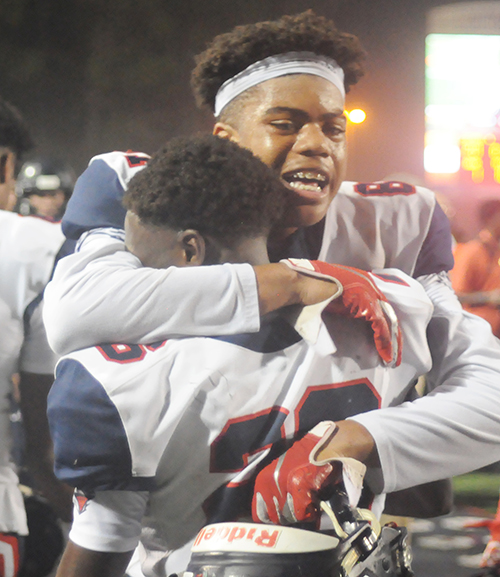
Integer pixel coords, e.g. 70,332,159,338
424,33,500,189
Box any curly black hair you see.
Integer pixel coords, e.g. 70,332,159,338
0,96,34,160
191,11,366,116
123,134,285,245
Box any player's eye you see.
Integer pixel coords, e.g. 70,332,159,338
269,119,298,133
323,123,346,139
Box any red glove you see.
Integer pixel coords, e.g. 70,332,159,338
281,258,402,368
252,422,342,525
467,504,500,568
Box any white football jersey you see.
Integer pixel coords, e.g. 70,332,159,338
49,270,433,569
44,151,500,574
43,151,500,506
0,210,64,534
0,211,64,320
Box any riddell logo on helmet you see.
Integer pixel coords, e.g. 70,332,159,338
194,525,281,549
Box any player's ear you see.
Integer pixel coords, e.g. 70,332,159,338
178,230,206,266
213,122,240,143
0,150,15,185
0,150,16,210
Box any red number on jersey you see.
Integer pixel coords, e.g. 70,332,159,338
354,181,416,196
124,153,150,168
210,407,288,473
96,340,166,364
0,534,20,577
210,379,380,474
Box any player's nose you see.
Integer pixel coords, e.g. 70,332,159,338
292,122,330,158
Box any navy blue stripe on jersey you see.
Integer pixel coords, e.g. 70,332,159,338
23,291,44,337
54,237,78,260
371,272,410,287
62,159,128,240
214,312,302,353
413,201,454,277
48,358,155,493
23,238,75,336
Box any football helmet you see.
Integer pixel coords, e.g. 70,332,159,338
181,499,413,577
16,158,75,217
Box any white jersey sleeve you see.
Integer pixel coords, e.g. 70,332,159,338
43,228,260,355
352,272,500,494
68,490,148,553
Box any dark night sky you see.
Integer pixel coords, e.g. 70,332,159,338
0,0,490,185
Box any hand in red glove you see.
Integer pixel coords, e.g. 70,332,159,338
252,422,340,525
252,422,367,526
281,259,402,368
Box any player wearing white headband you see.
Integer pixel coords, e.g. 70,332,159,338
43,10,500,531
213,51,346,117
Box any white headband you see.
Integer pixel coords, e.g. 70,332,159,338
214,51,346,117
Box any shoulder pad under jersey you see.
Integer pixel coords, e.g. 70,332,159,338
62,151,150,240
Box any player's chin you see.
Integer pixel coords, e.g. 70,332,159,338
283,201,331,229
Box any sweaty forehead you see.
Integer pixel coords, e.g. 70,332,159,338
247,75,345,116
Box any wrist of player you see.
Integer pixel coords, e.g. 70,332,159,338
253,263,306,315
314,420,378,466
253,263,342,315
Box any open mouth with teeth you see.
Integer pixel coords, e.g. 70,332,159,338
281,170,329,195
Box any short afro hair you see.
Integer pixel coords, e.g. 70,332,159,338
0,96,34,160
191,11,366,115
123,134,285,245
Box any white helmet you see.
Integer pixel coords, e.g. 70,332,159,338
182,506,413,577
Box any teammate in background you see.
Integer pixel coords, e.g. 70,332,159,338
43,11,500,521
0,96,72,576
451,199,500,338
452,199,500,575
49,135,432,577
16,159,75,221
470,497,500,576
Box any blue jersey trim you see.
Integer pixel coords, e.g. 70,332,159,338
48,358,155,492
62,159,127,240
413,202,454,278
23,238,76,336
213,312,302,353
